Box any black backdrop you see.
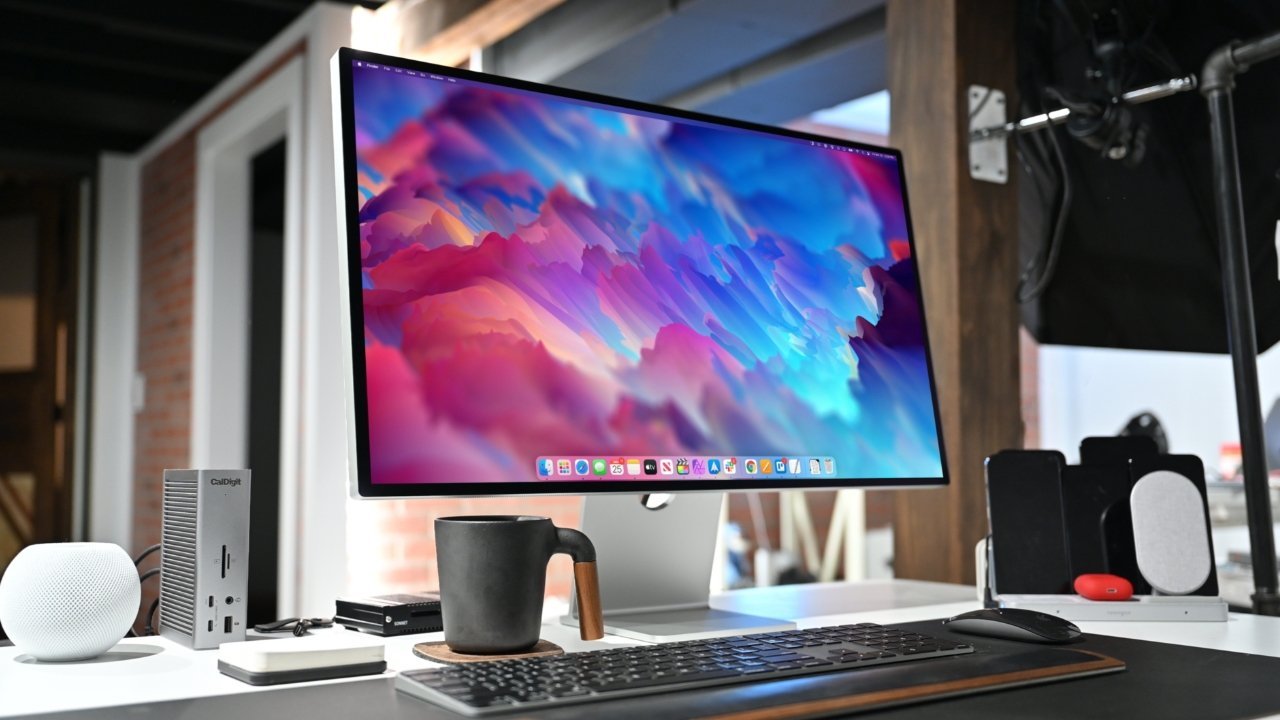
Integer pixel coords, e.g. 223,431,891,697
1017,0,1280,353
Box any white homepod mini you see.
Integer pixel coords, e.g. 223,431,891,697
0,542,141,661
1130,470,1213,595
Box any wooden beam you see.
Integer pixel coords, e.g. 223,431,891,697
888,0,1022,583
402,0,570,68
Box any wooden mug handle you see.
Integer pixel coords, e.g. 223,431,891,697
573,561,604,641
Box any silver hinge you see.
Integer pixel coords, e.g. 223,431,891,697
968,85,1008,184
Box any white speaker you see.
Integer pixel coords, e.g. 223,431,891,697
1130,470,1213,595
0,542,141,661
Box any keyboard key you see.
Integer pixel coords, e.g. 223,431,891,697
551,688,591,698
763,654,810,664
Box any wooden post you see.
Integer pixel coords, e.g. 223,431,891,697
888,0,1022,583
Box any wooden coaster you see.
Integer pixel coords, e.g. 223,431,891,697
413,639,564,665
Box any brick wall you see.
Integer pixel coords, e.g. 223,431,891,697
133,135,196,551
346,496,584,600
132,133,196,623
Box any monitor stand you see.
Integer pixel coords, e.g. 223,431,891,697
562,492,794,642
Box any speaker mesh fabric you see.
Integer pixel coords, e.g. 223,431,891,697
1131,471,1212,595
0,543,140,661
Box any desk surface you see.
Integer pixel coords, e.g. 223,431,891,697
3,579,1279,718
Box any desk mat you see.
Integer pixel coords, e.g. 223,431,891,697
693,647,1122,720
24,618,1280,720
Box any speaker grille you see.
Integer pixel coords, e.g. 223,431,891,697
160,473,198,637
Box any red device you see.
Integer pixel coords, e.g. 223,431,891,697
1074,573,1134,601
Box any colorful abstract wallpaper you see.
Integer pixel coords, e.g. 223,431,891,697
349,61,944,484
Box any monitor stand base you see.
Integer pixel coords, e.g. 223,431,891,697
562,492,795,642
562,606,794,643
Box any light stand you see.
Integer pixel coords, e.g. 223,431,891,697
970,31,1280,615
1200,30,1280,617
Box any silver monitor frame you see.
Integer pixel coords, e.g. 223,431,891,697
330,47,950,641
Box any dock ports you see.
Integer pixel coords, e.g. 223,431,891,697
207,620,213,632
224,616,233,633
220,545,227,579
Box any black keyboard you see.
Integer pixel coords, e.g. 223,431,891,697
397,623,973,716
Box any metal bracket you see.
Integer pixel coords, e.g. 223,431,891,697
968,85,1008,184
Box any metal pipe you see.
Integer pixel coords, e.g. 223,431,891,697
1119,74,1198,103
1235,31,1280,67
1201,30,1280,616
970,75,1196,140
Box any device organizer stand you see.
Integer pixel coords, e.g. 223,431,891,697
976,537,1228,621
983,438,1228,621
562,493,793,642
996,594,1227,621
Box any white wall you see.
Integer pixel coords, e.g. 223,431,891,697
94,3,354,614
296,5,355,617
88,154,139,548
1038,343,1280,469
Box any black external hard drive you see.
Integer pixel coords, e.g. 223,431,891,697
335,592,442,636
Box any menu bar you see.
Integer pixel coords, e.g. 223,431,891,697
351,58,892,162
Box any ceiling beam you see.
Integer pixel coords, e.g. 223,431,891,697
660,7,885,109
226,0,385,11
0,40,227,85
486,0,672,83
222,0,322,12
0,50,207,105
484,0,886,116
399,0,571,67
0,148,97,179
0,78,184,135
0,0,260,55
0,117,152,157
0,4,249,79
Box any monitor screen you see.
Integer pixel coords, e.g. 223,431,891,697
335,49,947,496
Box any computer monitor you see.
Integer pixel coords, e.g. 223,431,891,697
331,47,948,640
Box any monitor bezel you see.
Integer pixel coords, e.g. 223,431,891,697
334,47,950,498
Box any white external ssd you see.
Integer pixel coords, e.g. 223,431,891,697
218,634,386,685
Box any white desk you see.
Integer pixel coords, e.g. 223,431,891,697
2,580,1278,718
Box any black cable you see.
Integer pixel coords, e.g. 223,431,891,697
254,617,335,637
254,617,300,633
143,598,160,637
127,568,163,637
1017,93,1074,304
133,544,162,568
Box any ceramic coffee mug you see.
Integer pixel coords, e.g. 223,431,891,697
435,516,603,654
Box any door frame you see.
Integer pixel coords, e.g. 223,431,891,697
192,56,305,613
